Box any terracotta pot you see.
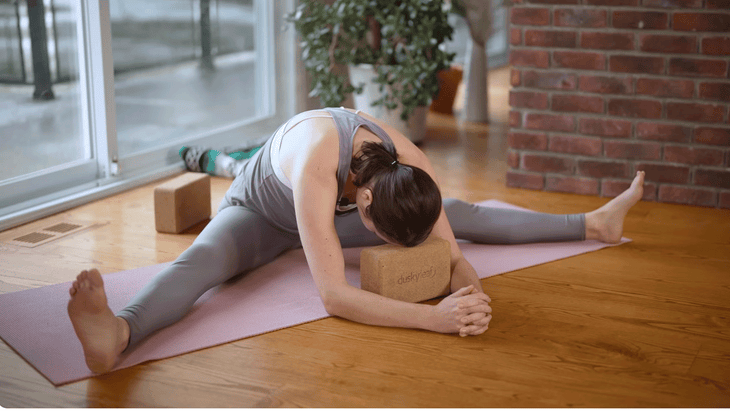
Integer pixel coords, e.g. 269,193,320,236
430,65,464,115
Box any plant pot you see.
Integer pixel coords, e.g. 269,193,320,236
430,65,464,115
348,64,428,144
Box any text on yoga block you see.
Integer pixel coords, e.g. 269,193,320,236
360,236,451,303
154,172,211,234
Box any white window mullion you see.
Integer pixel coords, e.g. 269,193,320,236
81,0,118,182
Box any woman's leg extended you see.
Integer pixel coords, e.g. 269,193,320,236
116,205,300,349
332,200,585,247
443,198,585,244
443,171,646,245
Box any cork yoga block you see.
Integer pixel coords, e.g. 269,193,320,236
154,173,211,234
360,237,451,303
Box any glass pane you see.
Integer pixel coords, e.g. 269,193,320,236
111,0,259,158
0,0,86,181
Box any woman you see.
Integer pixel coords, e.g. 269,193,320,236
67,107,645,373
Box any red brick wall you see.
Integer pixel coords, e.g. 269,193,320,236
507,0,730,209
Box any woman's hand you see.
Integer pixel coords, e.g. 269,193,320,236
430,285,492,335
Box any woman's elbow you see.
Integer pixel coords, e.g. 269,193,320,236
321,286,347,317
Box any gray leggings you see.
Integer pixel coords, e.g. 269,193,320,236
116,198,584,349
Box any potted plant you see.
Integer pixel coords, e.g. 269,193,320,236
288,0,456,143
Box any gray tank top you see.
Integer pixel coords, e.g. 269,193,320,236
220,107,397,234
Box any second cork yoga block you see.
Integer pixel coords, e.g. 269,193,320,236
360,237,451,303
154,172,211,234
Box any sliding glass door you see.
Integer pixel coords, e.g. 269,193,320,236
0,0,295,232
0,0,98,214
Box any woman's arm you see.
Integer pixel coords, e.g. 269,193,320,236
290,133,487,334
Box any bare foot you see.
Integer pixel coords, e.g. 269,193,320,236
585,171,645,244
67,269,130,373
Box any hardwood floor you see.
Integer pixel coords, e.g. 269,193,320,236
1,68,729,407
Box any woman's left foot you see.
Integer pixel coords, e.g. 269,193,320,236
586,171,645,244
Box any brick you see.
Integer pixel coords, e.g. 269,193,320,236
525,30,577,48
699,82,730,103
608,98,662,119
604,140,662,161
508,131,548,150
577,160,631,178
511,7,550,26
511,28,522,45
549,135,603,156
510,110,522,128
510,91,549,110
694,127,730,146
510,49,550,68
613,11,668,29
525,113,575,132
641,0,703,7
673,13,730,32
546,176,600,195
640,34,697,54
702,37,730,56
586,0,638,4
579,118,632,138
552,94,604,113
506,171,545,190
658,185,717,207
554,9,607,28
507,149,521,168
609,55,664,74
667,102,725,123
636,163,690,184
522,153,575,174
720,190,730,209
664,145,725,166
695,168,730,189
523,71,577,90
637,122,691,143
579,75,632,94
553,51,606,70
602,179,657,201
635,78,694,99
511,69,521,87
707,0,730,8
581,32,634,51
669,58,727,78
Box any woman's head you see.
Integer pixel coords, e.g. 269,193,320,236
350,141,442,247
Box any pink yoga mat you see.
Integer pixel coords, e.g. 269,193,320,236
0,200,629,386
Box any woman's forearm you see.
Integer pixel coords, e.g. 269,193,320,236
325,284,436,331
450,257,483,293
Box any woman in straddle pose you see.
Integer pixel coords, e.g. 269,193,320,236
67,107,646,373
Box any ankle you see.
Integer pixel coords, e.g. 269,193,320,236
116,316,131,353
584,211,601,241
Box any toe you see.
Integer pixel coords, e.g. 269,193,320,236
87,269,104,287
69,286,76,296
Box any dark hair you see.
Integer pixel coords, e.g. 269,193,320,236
350,141,442,247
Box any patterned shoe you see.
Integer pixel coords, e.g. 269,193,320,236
179,145,209,172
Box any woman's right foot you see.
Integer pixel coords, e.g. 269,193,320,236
585,171,645,244
67,269,130,374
